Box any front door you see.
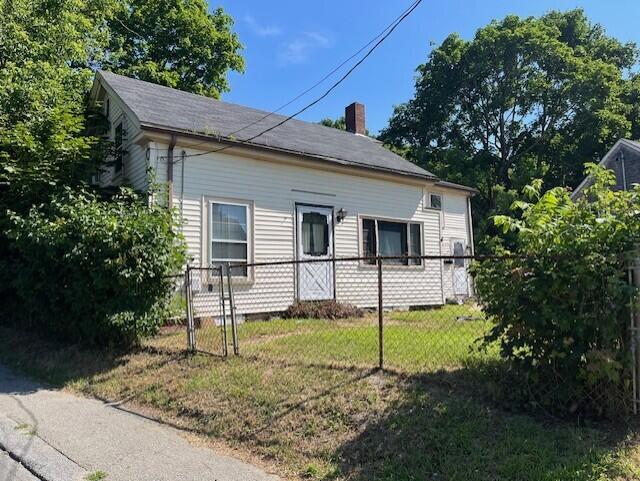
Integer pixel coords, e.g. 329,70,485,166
451,239,468,296
296,205,334,301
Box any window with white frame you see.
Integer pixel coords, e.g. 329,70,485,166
210,201,250,276
361,218,422,265
428,193,442,210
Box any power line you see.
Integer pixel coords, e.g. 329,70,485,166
162,0,423,158
179,0,423,160
225,0,422,139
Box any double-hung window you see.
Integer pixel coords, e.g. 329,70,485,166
361,218,422,265
210,201,250,276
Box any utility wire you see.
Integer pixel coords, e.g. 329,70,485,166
162,0,422,158
224,0,423,139
167,0,423,161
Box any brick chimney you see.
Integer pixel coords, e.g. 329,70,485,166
345,102,365,135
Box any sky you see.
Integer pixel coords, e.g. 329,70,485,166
218,0,640,136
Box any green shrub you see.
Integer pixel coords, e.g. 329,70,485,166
4,187,186,346
471,165,640,417
284,300,364,320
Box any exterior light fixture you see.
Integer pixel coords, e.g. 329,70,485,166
337,208,347,223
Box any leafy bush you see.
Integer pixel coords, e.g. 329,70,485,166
471,165,640,417
284,300,364,320
3,187,186,346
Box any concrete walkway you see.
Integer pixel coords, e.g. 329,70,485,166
0,364,280,481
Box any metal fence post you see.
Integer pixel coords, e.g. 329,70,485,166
185,265,196,351
218,266,229,357
378,257,384,370
226,263,240,356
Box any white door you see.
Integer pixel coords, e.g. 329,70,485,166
296,205,334,301
451,239,468,296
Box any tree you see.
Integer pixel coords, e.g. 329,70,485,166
318,116,371,136
319,116,347,130
381,10,638,249
105,0,244,98
0,0,242,342
0,0,109,217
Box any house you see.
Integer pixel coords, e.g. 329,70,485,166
572,139,640,199
90,71,477,315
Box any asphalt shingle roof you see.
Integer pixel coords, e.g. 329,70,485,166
98,71,435,180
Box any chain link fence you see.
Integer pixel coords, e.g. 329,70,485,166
182,256,493,373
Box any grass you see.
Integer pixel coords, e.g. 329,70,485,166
1,305,639,481
85,471,108,481
14,422,37,436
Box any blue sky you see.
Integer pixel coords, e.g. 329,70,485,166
219,0,640,135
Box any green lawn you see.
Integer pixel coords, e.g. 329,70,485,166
1,306,639,481
187,304,494,372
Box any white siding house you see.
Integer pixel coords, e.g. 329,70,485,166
90,71,477,315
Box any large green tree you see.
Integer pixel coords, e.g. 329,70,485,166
105,0,244,98
0,0,109,216
381,10,638,249
0,0,245,218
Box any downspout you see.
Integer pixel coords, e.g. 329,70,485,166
167,134,177,208
180,150,186,233
467,196,475,256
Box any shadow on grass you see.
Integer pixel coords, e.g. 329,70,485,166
333,366,639,481
0,326,189,392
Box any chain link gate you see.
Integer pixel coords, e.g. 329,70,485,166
185,265,239,356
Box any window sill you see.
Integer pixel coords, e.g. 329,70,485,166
357,262,426,271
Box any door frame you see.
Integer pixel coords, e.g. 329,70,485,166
450,238,469,296
294,203,336,301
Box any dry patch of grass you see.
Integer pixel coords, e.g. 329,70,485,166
1,320,639,481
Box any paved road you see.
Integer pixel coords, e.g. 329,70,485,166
0,364,280,481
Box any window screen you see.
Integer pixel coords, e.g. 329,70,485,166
211,202,249,276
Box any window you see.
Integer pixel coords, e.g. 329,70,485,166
301,212,329,256
361,218,422,265
114,122,124,173
210,202,250,276
452,241,465,267
429,193,442,210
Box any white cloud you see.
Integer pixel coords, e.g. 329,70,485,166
244,15,282,37
279,32,332,65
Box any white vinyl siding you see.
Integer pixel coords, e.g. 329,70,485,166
99,91,148,191
168,145,452,315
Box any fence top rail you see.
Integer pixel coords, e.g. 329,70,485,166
185,254,532,272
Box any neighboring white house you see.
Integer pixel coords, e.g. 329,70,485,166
90,71,477,314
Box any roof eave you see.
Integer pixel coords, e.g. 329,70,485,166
139,122,437,182
434,180,479,195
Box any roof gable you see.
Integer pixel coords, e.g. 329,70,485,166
96,71,435,180
571,139,640,199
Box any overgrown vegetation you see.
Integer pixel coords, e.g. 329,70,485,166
4,187,185,345
0,0,241,344
472,165,640,417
